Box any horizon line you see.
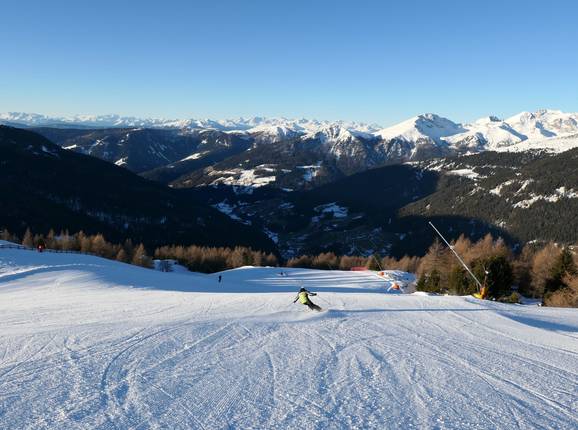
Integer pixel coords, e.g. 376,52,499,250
0,107,574,129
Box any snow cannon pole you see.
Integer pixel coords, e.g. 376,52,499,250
428,222,484,292
364,239,385,272
353,242,383,272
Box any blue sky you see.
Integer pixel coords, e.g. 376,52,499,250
1,0,577,126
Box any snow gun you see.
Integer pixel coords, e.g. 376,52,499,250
428,222,488,299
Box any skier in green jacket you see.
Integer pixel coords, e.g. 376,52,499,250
293,287,322,311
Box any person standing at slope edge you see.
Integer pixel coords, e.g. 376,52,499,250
293,287,322,311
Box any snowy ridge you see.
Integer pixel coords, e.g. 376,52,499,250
3,109,578,154
375,113,466,142
0,112,380,135
374,110,578,154
1,248,577,429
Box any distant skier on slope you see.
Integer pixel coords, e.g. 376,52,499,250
293,287,322,311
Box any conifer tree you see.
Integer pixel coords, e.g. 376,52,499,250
417,239,450,285
116,248,128,263
228,247,246,268
287,255,313,268
123,239,135,262
67,230,80,251
264,253,278,267
46,229,56,249
530,242,559,298
544,275,578,307
312,252,339,270
253,251,264,267
472,255,513,298
91,234,110,257
448,266,475,295
366,254,381,271
132,244,152,268
0,229,15,242
544,247,577,294
513,244,534,296
22,228,34,248
416,269,443,293
80,236,92,253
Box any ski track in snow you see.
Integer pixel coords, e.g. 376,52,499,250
0,249,577,429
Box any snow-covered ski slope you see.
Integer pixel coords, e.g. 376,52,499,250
1,248,577,429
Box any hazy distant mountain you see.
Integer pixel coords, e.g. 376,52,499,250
0,112,381,133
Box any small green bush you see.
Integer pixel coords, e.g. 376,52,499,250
497,292,521,304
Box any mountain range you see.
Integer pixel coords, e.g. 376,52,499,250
4,109,578,193
2,109,577,151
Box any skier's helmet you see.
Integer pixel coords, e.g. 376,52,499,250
299,287,306,292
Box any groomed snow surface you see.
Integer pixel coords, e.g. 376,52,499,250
1,248,577,429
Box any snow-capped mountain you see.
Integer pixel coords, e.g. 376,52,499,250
0,112,193,129
371,110,578,154
304,125,366,143
444,116,525,150
374,113,466,143
4,109,578,191
505,109,578,139
3,109,577,153
246,124,303,143
463,110,578,151
0,112,380,134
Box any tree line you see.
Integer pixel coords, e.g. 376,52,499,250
283,234,577,307
2,228,576,307
0,228,278,274
154,245,278,273
412,234,577,307
2,228,154,268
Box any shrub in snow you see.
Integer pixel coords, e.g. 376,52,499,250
158,260,173,272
